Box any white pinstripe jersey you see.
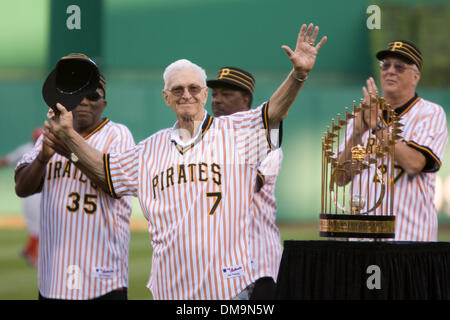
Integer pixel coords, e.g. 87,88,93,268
249,148,283,282
340,96,448,241
16,119,135,299
104,103,273,299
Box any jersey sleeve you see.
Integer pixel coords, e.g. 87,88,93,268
15,137,43,171
405,105,448,173
107,124,136,154
231,101,278,167
4,142,34,166
104,145,140,198
255,148,283,192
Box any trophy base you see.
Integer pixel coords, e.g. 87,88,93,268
319,213,395,239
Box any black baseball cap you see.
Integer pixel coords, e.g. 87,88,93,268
376,40,423,70
42,53,102,111
207,67,255,95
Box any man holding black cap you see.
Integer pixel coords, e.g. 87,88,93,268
207,67,283,299
337,41,448,241
14,53,135,299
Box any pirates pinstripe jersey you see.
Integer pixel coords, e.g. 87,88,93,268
104,103,273,299
16,119,135,299
341,96,448,241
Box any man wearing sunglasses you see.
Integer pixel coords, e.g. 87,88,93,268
45,24,327,299
14,54,135,300
337,40,448,241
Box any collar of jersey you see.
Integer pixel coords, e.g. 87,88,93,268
84,118,109,140
381,93,419,126
170,112,213,154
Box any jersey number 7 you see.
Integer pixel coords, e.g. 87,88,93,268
206,192,222,216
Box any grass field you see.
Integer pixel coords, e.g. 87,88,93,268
1,223,450,300
0,223,320,300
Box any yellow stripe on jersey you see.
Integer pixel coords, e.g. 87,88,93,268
380,96,420,127
201,115,213,138
173,114,213,155
85,118,110,140
103,153,117,198
262,102,272,150
256,170,265,185
15,163,29,172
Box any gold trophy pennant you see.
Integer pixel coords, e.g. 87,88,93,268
320,96,396,239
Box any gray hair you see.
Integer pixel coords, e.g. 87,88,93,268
163,59,207,89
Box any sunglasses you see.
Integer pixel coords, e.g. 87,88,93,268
167,85,205,97
379,60,415,73
84,91,104,101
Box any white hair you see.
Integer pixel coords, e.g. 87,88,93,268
163,59,207,89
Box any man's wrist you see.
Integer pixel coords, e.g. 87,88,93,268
63,129,84,162
62,127,77,141
62,128,80,148
291,70,309,82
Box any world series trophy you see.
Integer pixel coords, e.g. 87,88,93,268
320,96,401,239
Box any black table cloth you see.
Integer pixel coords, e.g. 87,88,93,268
275,240,450,299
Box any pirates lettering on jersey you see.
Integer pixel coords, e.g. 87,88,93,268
47,159,97,189
152,162,222,199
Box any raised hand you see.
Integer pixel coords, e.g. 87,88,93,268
43,120,71,159
361,77,381,130
352,77,381,136
43,103,76,159
46,103,74,139
281,23,327,79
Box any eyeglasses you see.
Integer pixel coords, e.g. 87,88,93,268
379,60,416,73
84,91,104,101
167,85,205,97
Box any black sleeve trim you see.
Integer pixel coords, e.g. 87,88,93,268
103,153,118,198
261,101,282,149
262,102,272,150
278,120,283,147
405,140,441,173
255,170,265,193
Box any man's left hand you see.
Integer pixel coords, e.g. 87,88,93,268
281,23,327,79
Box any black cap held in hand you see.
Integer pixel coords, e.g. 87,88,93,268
42,53,101,111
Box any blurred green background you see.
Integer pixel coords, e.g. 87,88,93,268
1,0,450,224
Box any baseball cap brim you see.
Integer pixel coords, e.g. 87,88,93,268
376,50,416,65
42,58,100,111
